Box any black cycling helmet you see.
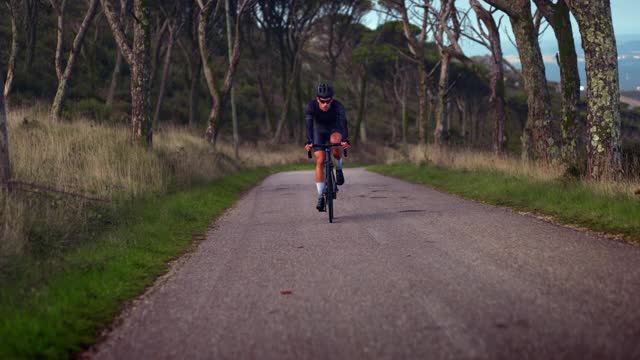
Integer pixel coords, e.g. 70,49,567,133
316,83,334,98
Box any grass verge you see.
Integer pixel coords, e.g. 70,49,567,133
0,166,296,359
368,163,640,243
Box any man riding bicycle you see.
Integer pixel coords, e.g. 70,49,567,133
304,83,351,212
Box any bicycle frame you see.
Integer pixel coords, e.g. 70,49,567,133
308,144,347,223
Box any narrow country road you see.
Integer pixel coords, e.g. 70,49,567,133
88,169,640,359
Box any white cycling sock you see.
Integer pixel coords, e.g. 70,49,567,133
336,159,343,170
316,182,325,196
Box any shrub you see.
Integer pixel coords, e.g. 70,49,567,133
63,98,127,124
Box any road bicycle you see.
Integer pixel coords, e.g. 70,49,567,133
308,144,347,223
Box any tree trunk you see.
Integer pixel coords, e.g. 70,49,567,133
402,89,407,145
0,64,10,188
434,52,450,145
188,56,201,128
150,19,169,89
471,0,506,153
52,0,66,82
471,0,506,154
256,72,273,135
392,58,409,146
535,0,580,164
272,62,298,144
102,0,152,146
457,98,467,141
50,0,100,122
225,0,239,158
359,101,368,143
392,1,428,144
511,9,556,161
4,0,19,105
382,82,397,144
490,78,506,154
198,3,221,142
417,61,427,144
471,100,479,144
294,65,304,144
107,50,123,107
106,0,128,107
566,0,622,179
153,26,176,128
391,101,398,144
130,0,152,146
353,65,368,145
272,45,303,144
198,0,251,145
24,0,39,71
486,0,557,161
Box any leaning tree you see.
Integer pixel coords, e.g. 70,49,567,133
49,0,101,122
468,0,506,154
0,62,10,189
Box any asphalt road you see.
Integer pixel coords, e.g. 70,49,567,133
89,168,640,359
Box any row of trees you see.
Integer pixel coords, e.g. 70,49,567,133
381,0,622,179
0,0,626,187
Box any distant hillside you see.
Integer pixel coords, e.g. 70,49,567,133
622,91,640,102
502,35,640,91
541,58,640,91
618,40,640,55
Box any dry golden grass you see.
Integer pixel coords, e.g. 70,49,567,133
8,107,168,199
0,107,305,258
403,144,563,180
386,144,640,198
153,127,305,187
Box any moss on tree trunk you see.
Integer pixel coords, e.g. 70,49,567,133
566,0,622,179
535,0,580,165
131,0,152,146
509,7,557,162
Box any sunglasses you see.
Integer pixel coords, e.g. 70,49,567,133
317,97,333,104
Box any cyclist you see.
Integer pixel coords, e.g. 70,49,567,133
304,83,350,211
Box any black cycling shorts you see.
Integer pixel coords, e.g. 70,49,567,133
313,128,341,151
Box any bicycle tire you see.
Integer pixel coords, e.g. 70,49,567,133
332,171,337,199
326,170,334,223
327,192,333,223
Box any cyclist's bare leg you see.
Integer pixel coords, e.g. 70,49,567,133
330,132,343,159
314,150,325,183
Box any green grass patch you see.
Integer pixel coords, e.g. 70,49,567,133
368,163,640,242
0,166,301,359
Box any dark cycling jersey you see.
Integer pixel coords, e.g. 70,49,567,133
305,99,349,147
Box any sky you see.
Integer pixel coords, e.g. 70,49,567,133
362,0,640,57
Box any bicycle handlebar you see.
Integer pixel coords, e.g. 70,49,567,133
307,144,348,159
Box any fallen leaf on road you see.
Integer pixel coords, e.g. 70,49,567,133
280,290,292,295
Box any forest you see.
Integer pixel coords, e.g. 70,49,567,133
1,0,637,178
1,0,639,259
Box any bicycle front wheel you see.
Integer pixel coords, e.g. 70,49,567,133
326,170,334,223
